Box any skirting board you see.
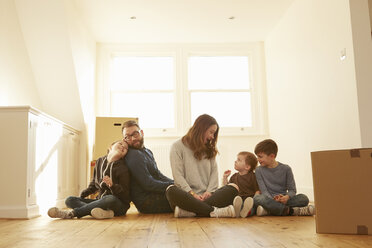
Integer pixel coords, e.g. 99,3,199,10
0,204,40,219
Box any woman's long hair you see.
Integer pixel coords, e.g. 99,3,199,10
182,114,219,160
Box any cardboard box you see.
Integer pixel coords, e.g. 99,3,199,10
93,116,138,160
311,148,372,235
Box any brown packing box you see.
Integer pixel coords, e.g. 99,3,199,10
93,116,138,160
311,148,372,235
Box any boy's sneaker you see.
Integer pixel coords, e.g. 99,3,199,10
292,205,315,216
256,205,268,217
233,196,243,218
174,206,196,218
240,197,254,218
210,205,235,218
48,207,74,219
91,208,114,219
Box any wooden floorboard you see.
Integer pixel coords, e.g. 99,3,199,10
0,208,371,248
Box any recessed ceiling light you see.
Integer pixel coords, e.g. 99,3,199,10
228,16,235,20
130,16,136,20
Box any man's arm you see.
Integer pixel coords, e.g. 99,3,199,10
145,149,173,183
125,150,172,193
156,166,174,183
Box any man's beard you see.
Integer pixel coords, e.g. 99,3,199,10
130,137,144,149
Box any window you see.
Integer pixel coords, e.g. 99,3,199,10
97,43,266,136
188,56,252,127
110,56,175,129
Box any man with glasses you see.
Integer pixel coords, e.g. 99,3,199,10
122,120,174,213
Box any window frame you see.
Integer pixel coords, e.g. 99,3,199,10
96,43,267,137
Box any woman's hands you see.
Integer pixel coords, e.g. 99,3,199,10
192,193,203,200
201,191,212,201
102,175,113,187
189,190,212,201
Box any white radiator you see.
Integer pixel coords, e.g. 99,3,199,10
148,144,173,179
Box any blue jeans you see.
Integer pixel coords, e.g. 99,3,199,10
65,195,129,218
253,194,309,216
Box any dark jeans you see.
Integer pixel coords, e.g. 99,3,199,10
165,185,238,217
65,195,129,218
253,193,309,216
134,193,173,214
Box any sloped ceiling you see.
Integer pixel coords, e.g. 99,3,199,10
74,0,295,43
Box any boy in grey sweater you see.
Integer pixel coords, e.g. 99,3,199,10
253,139,315,216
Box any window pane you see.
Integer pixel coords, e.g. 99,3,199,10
111,56,174,90
111,92,174,128
188,56,250,90
191,92,252,127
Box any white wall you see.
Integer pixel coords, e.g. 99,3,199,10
4,0,369,202
1,0,96,190
349,0,372,147
265,0,363,200
15,0,85,130
64,0,97,189
0,0,42,108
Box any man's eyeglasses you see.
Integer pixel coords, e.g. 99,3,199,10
124,130,141,141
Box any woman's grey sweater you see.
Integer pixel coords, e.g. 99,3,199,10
170,139,219,195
